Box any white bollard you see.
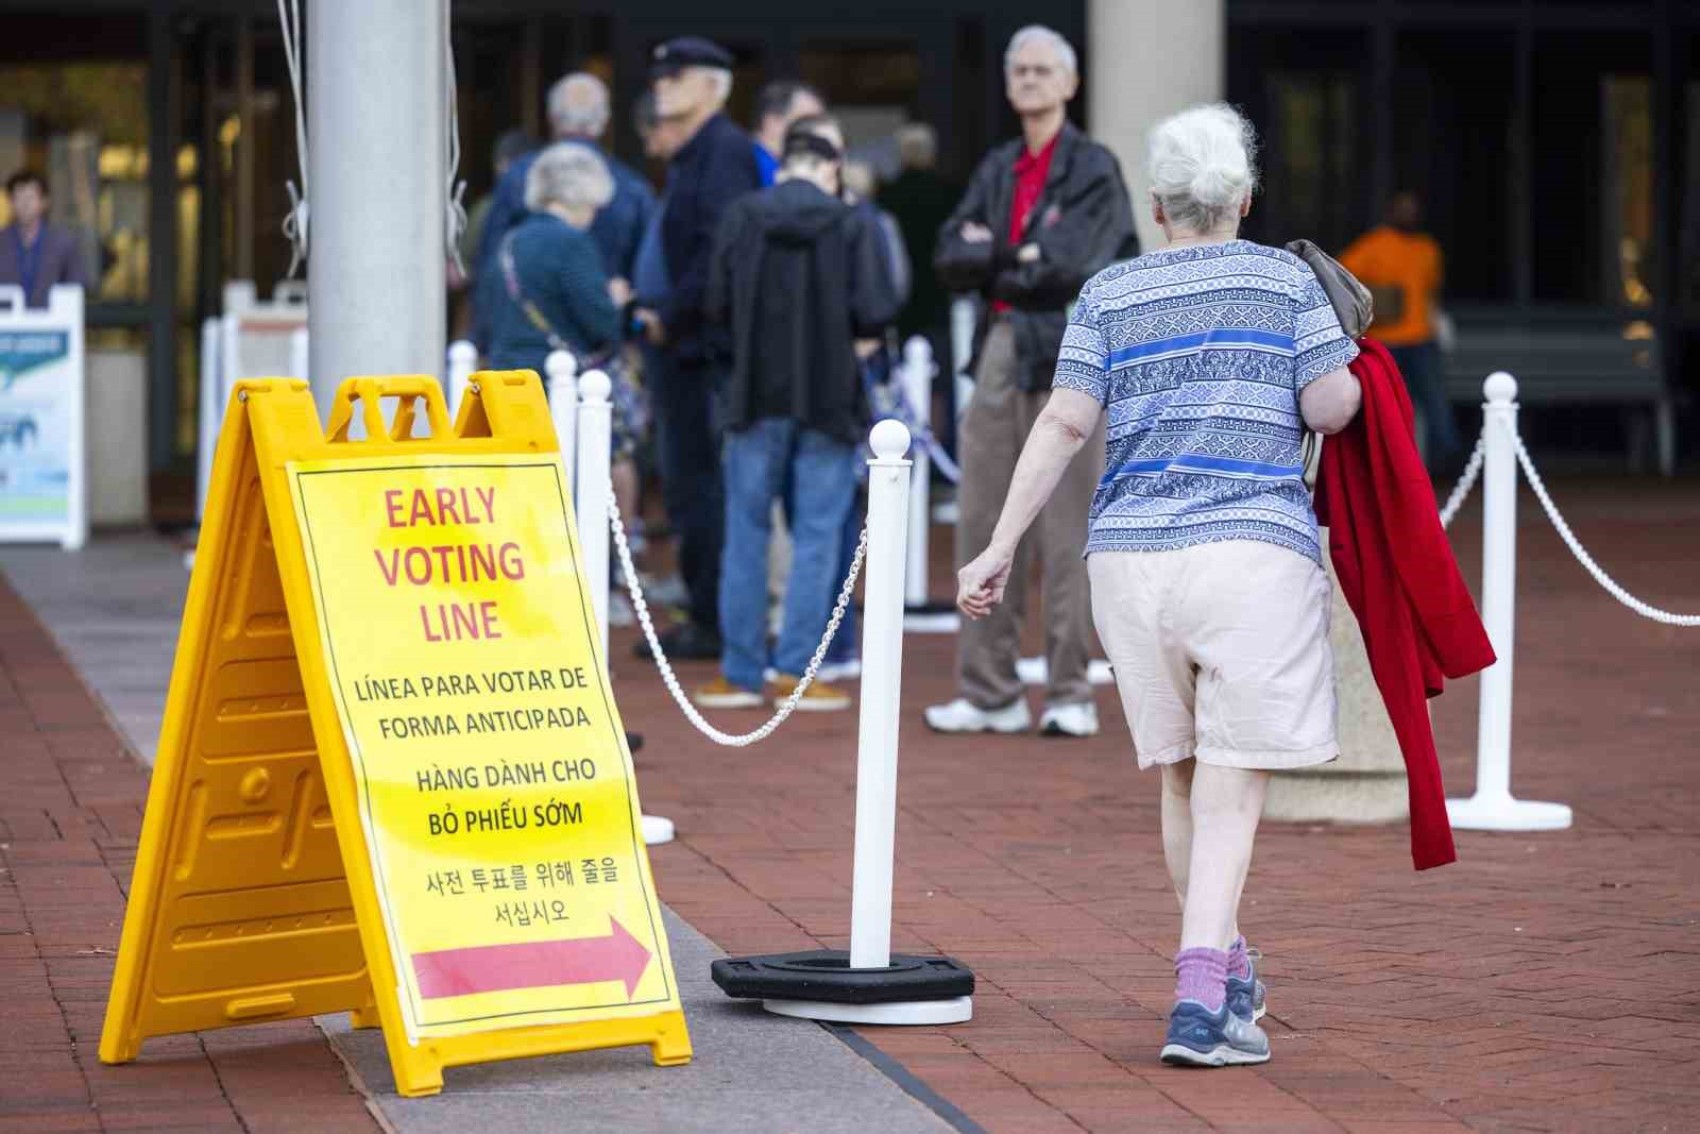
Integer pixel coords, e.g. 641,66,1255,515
288,326,310,384
1446,372,1572,831
901,337,932,609
546,350,578,491
949,295,975,416
900,337,959,633
575,369,676,849
446,339,477,418
195,317,221,523
850,419,916,972
718,420,971,1024
575,370,612,660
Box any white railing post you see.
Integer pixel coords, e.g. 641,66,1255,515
446,340,477,418
850,420,914,970
288,326,309,383
574,370,612,660
1446,372,1572,832
899,336,959,633
195,317,221,523
901,337,932,609
575,368,677,849
546,349,578,491
711,417,971,1024
949,296,976,419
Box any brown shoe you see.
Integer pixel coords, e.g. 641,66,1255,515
693,676,765,709
772,674,851,712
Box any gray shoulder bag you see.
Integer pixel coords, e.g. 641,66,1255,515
1286,239,1374,486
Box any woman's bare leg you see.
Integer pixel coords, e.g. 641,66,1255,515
1179,764,1269,952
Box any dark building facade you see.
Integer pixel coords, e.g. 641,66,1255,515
0,0,1694,515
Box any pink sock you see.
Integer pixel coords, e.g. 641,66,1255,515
1228,936,1252,981
1174,947,1229,1012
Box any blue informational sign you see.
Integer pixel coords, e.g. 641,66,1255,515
0,285,86,548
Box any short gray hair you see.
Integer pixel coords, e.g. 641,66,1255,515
1147,103,1259,234
547,73,610,139
695,66,733,105
524,142,614,213
1004,25,1077,76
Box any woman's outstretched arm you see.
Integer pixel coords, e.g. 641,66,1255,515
957,387,1104,619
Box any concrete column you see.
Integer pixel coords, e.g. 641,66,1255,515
1262,539,1409,825
308,0,446,409
1085,0,1225,255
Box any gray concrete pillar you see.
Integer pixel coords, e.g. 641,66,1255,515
307,0,446,410
1262,530,1410,825
1086,0,1225,254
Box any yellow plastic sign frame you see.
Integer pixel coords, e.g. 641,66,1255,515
99,372,689,1096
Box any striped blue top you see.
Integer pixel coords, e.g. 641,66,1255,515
1054,239,1358,563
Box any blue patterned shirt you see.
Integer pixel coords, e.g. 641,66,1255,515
1054,239,1359,563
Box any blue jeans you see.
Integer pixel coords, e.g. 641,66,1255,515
720,418,857,691
1388,341,1461,465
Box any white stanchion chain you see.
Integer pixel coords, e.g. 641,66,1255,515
1438,434,1486,530
606,487,870,745
1499,420,1700,627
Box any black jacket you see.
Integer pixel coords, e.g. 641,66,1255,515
707,179,899,444
934,122,1138,391
659,112,763,365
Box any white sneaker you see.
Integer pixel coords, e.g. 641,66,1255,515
923,697,1032,734
1038,702,1099,738
608,591,635,628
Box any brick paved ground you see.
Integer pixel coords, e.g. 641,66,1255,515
2,476,1695,1133
634,478,1700,1134
0,583,379,1133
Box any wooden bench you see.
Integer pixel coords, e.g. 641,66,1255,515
1442,312,1675,476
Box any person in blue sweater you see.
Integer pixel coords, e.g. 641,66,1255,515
472,72,655,351
483,142,624,375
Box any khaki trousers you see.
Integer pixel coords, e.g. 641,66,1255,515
956,320,1105,709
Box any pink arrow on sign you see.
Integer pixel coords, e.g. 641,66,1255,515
412,918,654,1000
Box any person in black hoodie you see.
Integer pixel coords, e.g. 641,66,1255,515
694,115,899,713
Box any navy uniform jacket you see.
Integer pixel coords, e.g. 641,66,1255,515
658,112,761,365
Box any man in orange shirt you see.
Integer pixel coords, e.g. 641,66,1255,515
1340,192,1459,466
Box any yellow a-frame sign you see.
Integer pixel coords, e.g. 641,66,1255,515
99,373,689,1096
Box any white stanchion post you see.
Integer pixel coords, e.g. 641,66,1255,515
546,350,578,491
195,317,221,523
851,420,914,970
1446,372,1572,832
754,419,971,1025
446,340,476,418
288,326,310,383
901,337,932,609
575,371,612,659
900,337,959,633
576,369,676,849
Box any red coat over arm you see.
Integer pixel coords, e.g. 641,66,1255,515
1313,338,1496,870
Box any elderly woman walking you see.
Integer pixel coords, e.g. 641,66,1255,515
956,103,1362,1067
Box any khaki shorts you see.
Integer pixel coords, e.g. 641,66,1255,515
1088,542,1338,771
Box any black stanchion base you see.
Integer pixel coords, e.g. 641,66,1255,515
711,949,975,1005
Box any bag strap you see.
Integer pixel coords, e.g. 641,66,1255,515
500,231,572,355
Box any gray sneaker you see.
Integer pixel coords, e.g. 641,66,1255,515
1226,946,1266,1022
1160,999,1271,1067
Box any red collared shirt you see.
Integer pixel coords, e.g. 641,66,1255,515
1008,133,1058,244
992,132,1058,313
